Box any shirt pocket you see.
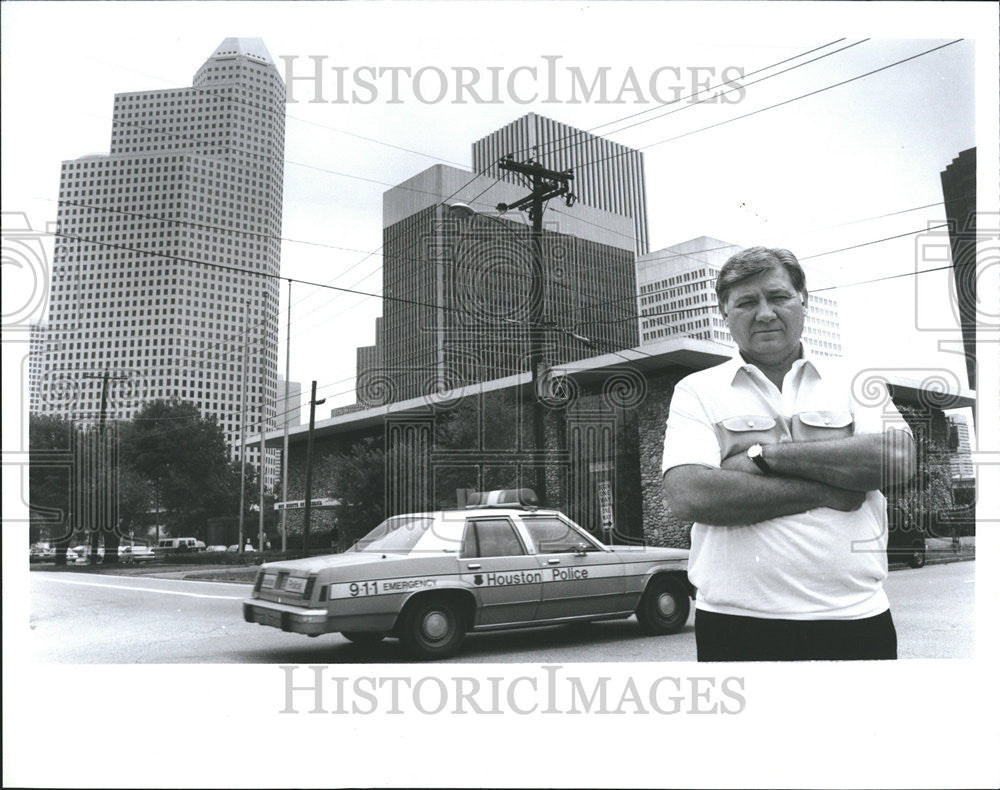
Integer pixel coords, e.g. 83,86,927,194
792,410,855,442
714,414,782,460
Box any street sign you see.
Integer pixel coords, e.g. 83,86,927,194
597,481,614,529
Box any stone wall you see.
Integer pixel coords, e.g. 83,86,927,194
634,367,693,548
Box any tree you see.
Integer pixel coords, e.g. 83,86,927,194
29,414,76,565
888,435,954,538
121,400,242,538
324,437,386,546
432,391,524,508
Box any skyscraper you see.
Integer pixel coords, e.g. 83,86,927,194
940,148,976,390
472,113,649,255
637,236,842,356
42,38,285,475
372,164,638,404
276,374,302,429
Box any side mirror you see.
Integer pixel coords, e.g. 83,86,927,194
574,542,589,557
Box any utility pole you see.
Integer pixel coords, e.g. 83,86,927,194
302,380,326,557
281,279,292,553
237,299,250,555
495,154,574,506
83,369,127,564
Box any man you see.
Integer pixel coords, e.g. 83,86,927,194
661,246,914,661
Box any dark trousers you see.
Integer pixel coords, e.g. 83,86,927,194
695,608,897,662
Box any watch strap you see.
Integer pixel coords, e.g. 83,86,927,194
748,444,772,473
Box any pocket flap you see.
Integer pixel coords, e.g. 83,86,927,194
720,415,776,432
798,411,853,429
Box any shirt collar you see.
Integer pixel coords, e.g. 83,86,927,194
724,342,822,386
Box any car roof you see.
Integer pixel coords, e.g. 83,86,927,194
395,507,566,521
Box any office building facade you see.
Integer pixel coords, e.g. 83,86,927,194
472,113,649,255
42,38,284,479
637,236,842,356
373,164,638,404
276,375,302,429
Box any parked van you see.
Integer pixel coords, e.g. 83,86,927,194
156,537,206,553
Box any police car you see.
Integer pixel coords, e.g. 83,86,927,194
242,489,692,659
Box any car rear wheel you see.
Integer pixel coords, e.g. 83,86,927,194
400,597,466,660
341,631,386,645
636,575,690,635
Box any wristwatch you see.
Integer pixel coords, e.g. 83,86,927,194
747,443,772,473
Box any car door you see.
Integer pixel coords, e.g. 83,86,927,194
520,514,626,621
460,516,541,626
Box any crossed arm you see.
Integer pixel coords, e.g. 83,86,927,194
662,430,915,526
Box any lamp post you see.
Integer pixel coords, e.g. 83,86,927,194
302,380,326,557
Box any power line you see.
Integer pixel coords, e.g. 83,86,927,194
553,39,963,177
637,39,963,152
501,39,853,163
799,224,949,260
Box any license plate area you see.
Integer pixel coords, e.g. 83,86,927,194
285,577,307,594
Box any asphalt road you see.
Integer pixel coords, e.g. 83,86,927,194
27,560,974,663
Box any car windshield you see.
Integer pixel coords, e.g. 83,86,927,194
352,516,436,554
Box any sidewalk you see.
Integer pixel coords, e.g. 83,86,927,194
33,535,975,582
30,561,261,583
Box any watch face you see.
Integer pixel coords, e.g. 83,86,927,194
748,444,762,458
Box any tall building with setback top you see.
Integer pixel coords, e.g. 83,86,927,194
637,236,842,357
472,113,649,255
940,148,976,390
42,38,285,480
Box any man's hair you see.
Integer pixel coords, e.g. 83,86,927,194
715,246,807,307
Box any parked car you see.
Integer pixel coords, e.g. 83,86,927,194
886,505,927,569
243,489,692,659
228,544,256,552
55,546,98,564
206,545,229,553
155,537,206,554
29,544,55,562
119,544,156,564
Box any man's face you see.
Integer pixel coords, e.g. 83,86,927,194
721,265,806,366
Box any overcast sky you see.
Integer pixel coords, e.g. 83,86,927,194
2,1,995,422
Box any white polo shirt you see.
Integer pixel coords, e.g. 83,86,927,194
662,349,911,620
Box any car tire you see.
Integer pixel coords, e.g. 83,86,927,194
908,543,926,569
400,597,466,660
341,631,386,645
636,575,690,635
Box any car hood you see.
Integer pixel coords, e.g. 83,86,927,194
260,551,447,574
606,545,689,561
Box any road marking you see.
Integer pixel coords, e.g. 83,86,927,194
33,576,246,600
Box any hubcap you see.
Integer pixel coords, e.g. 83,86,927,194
657,593,677,618
422,611,450,641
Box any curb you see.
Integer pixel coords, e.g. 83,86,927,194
889,553,975,570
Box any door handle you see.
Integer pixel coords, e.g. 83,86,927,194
467,563,482,570
547,558,561,565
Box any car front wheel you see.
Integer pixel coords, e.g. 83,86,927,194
908,542,926,569
636,575,690,635
400,597,466,660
